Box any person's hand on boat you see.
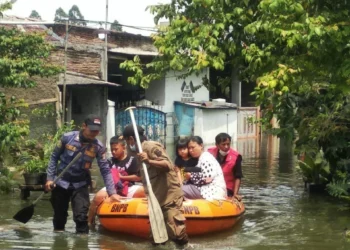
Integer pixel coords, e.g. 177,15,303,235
44,180,55,192
107,194,121,202
233,194,242,201
138,152,150,164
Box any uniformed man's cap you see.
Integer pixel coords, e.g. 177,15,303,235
84,114,102,131
123,124,144,138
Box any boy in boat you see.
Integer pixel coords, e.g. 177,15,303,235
88,136,145,226
208,132,243,201
122,124,188,246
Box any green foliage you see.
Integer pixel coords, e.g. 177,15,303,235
29,10,41,20
17,121,75,173
326,180,350,201
125,1,350,200
0,94,29,157
0,28,62,88
121,0,257,89
0,2,61,169
111,20,122,32
0,167,17,193
297,150,330,185
32,103,56,118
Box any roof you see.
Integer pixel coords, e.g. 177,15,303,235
174,101,237,109
1,15,158,56
47,23,158,55
109,47,158,56
58,71,121,87
0,15,62,43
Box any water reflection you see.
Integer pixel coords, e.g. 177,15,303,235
1,136,350,249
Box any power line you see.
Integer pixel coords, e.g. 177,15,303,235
56,18,159,32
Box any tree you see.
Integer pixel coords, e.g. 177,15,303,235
54,7,68,23
68,5,86,26
120,0,350,198
29,10,41,20
111,20,122,32
120,0,259,89
0,2,62,168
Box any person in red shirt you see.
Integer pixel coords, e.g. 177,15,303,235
207,133,243,201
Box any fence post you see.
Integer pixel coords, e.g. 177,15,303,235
106,100,115,158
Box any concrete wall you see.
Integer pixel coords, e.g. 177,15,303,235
67,86,107,144
194,108,238,150
162,69,210,113
145,78,166,105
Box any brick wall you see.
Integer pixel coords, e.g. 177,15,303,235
49,24,156,51
50,48,102,78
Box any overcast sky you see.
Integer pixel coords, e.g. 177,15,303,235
5,0,170,35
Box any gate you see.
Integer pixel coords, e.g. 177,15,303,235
115,106,167,145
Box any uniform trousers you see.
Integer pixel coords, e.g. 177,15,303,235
50,185,90,233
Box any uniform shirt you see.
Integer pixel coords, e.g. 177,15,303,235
46,131,116,196
139,141,183,206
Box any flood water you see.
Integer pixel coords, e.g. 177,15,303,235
1,136,350,250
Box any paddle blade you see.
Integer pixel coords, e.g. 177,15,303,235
148,192,168,244
13,204,35,224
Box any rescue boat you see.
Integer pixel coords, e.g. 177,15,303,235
97,198,245,238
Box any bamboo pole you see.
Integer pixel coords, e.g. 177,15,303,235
62,20,69,124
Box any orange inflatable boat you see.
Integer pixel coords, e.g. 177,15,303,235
97,198,245,238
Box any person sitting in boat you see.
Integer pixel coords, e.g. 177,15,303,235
208,133,243,201
122,124,189,246
88,136,145,226
183,136,227,200
174,138,199,185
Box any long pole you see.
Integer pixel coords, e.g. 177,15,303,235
103,0,109,145
104,0,108,81
62,19,69,124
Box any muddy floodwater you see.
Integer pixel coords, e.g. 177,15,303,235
1,136,350,250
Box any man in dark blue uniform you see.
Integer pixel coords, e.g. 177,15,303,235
45,114,120,234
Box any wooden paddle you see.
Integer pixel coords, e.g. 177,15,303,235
126,107,168,244
13,152,83,224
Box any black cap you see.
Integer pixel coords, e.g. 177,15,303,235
84,114,102,131
123,124,145,138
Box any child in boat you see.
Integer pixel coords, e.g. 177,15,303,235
174,138,199,185
175,138,211,199
88,136,145,226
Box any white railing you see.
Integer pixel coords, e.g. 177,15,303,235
237,107,260,138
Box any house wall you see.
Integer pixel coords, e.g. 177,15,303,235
173,102,238,149
144,69,210,146
145,78,166,105
194,108,238,150
50,48,102,78
68,86,107,144
162,69,210,113
1,76,60,138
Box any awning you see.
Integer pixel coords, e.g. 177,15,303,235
58,71,121,87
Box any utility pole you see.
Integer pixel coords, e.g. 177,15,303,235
104,0,108,81
103,0,109,147
62,19,69,124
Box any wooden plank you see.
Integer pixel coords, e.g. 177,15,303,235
27,98,58,106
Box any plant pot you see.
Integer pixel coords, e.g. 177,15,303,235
23,172,47,185
305,182,327,193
